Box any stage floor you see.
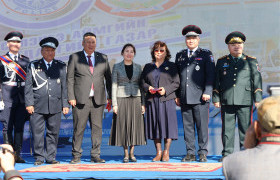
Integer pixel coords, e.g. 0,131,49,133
5,155,225,180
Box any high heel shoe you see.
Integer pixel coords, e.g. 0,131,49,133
152,151,162,162
161,150,169,162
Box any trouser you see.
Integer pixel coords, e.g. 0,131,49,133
221,105,252,156
72,97,105,158
0,103,28,154
30,112,61,162
181,102,209,155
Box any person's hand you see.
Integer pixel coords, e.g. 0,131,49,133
0,144,15,173
255,102,260,108
214,102,221,108
202,94,210,101
62,107,69,115
158,87,166,96
69,100,76,108
106,99,112,112
175,98,180,106
244,121,259,149
113,106,118,114
149,86,156,94
141,105,145,114
26,106,34,114
0,101,5,110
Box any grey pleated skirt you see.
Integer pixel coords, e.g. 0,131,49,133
109,96,146,146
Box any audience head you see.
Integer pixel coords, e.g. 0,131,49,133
258,96,280,134
244,96,280,149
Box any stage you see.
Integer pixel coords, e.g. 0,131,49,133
8,155,225,180
0,106,253,179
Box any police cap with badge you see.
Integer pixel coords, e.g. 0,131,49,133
182,25,202,37
225,31,246,44
30,37,59,91
4,31,23,42
39,37,59,49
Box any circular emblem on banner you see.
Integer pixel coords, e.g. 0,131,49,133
95,0,180,17
0,0,94,29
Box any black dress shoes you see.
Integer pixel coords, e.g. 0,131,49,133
199,154,207,162
70,157,81,164
219,156,226,162
91,157,105,163
15,155,26,163
34,160,44,166
46,160,60,164
181,154,196,162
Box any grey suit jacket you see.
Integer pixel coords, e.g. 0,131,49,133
112,61,142,106
67,50,112,105
223,144,280,180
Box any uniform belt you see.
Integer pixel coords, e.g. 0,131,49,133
2,82,25,86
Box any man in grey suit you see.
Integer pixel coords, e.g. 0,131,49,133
223,96,280,180
67,32,112,164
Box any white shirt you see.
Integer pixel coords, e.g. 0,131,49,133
187,46,198,58
8,52,19,61
83,51,95,97
43,59,53,70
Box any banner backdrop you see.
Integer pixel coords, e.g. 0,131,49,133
0,0,278,156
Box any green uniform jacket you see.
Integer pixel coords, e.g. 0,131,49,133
212,54,262,105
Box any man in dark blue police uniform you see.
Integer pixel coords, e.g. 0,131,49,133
24,37,69,165
213,31,262,162
175,25,215,162
0,32,30,163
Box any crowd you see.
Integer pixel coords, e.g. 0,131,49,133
0,24,263,168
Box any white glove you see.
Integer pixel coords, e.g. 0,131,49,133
0,101,5,110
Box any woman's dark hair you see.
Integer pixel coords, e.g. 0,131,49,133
121,43,136,56
150,41,171,62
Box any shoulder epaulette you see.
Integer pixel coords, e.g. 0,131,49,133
218,55,228,60
246,55,256,59
177,49,187,54
20,54,29,59
200,48,211,53
57,60,66,64
31,59,40,64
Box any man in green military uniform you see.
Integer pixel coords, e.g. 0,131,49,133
212,31,262,162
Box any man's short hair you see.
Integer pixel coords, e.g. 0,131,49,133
83,32,96,41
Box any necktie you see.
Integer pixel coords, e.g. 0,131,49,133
189,50,193,58
87,56,94,74
234,57,238,63
47,63,51,70
14,56,17,61
87,56,94,91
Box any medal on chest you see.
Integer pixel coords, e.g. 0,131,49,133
223,70,226,75
223,63,229,75
36,64,42,72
